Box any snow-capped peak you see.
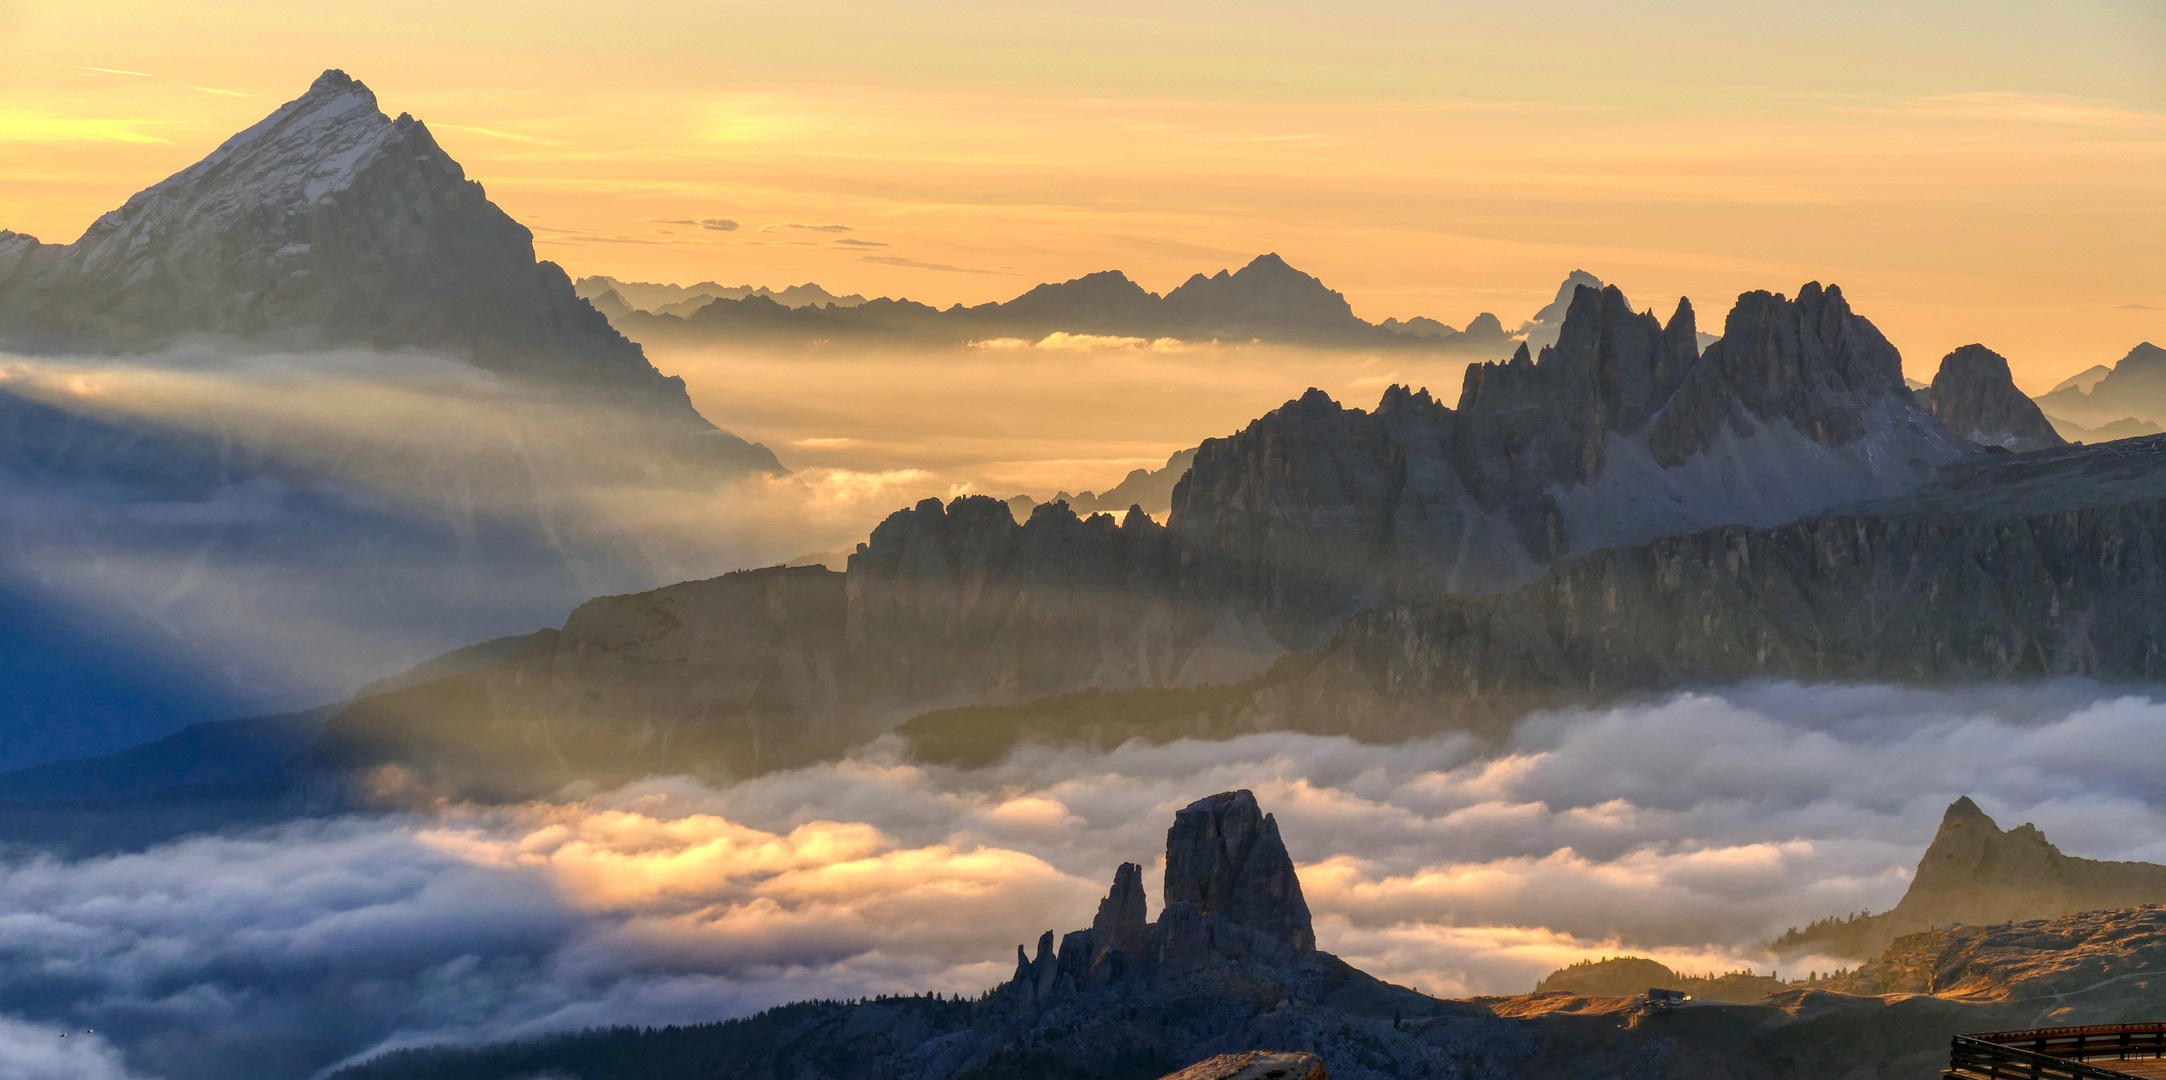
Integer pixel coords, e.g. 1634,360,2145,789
67,70,409,270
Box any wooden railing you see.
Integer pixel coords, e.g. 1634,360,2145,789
1948,1023,2166,1079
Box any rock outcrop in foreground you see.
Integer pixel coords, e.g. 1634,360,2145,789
1159,1052,1326,1080
1777,798,2166,959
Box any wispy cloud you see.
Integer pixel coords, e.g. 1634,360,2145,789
1874,91,2166,131
434,124,564,146
834,238,889,247
859,255,1011,275
0,113,168,144
15,59,153,78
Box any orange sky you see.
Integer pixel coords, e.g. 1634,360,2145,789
2,0,2162,390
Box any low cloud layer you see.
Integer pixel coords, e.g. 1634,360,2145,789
4,681,2164,1079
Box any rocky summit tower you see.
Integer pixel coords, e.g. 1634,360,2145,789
1001,789,1320,1006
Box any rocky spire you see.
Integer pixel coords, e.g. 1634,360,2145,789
1164,790,1315,952
995,789,1321,1013
1092,861,1150,960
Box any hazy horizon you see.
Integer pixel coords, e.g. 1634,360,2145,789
4,0,2161,390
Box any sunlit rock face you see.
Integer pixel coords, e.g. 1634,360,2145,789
1927,344,2067,451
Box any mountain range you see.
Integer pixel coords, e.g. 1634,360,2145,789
2038,342,2166,435
8,65,2166,1080
298,276,2025,796
12,248,2129,799
575,276,869,318
602,253,1524,351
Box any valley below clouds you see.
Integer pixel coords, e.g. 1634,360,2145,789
6,681,2163,1080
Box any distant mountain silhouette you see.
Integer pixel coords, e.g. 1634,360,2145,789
1007,447,1199,519
1775,797,2166,959
574,275,867,315
607,254,1529,352
2035,342,2166,430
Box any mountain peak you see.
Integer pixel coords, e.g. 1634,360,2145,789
0,69,776,466
1942,794,1990,825
307,68,362,95
1159,254,1359,339
2122,341,2166,370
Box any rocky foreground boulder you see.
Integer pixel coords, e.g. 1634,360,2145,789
1158,1051,1326,1080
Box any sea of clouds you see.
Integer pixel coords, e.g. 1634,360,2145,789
3,680,2163,1080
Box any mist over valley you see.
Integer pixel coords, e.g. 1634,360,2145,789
0,18,2161,1080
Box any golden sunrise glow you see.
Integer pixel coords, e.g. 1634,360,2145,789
2,0,2161,390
